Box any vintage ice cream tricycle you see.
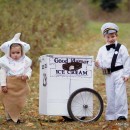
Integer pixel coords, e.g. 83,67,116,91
39,54,103,122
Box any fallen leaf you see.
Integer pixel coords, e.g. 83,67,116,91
26,122,34,127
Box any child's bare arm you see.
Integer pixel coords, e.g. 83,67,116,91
123,76,129,82
21,75,28,80
95,60,100,68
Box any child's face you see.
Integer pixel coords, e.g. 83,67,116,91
10,46,22,60
104,33,118,44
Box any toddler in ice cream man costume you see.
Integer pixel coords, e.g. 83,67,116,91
0,33,32,124
95,22,130,121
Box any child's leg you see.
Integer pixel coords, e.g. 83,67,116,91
5,110,11,121
5,111,20,123
114,70,128,119
105,74,116,120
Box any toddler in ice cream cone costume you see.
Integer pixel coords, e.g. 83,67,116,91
0,33,32,124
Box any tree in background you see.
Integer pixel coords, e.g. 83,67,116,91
124,0,130,11
100,0,121,11
90,0,121,12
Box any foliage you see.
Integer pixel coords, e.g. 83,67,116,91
100,0,121,11
90,0,122,11
0,0,87,67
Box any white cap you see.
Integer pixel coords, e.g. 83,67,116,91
101,22,119,35
0,33,30,55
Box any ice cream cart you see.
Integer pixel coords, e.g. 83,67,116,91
39,54,103,122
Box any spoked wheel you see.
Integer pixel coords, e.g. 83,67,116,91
67,88,103,123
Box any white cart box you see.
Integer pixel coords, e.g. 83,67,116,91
39,54,94,116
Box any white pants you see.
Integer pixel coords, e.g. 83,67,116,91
105,69,128,120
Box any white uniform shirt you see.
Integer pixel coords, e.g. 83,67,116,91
96,41,129,77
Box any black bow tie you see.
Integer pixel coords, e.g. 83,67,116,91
106,44,115,51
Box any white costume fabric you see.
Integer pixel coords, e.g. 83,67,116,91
0,33,32,86
96,41,129,120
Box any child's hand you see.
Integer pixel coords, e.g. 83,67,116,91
95,61,100,68
21,75,28,81
1,86,8,93
123,76,129,82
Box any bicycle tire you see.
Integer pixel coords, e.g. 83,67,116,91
67,88,103,122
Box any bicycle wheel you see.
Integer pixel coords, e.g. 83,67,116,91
67,88,103,122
